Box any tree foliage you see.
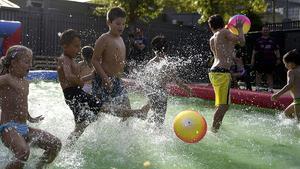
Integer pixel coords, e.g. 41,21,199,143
91,0,267,26
91,0,164,23
195,0,267,23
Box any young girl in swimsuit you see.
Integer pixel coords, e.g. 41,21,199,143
0,45,61,169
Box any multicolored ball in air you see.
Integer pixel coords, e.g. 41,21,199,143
227,14,251,35
173,110,207,143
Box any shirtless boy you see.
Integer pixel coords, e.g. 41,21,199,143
208,14,245,132
92,7,148,115
57,29,148,145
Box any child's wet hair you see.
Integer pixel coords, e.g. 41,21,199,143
81,46,94,62
107,7,126,22
283,49,300,65
208,14,225,30
0,45,32,74
59,29,81,46
151,35,168,53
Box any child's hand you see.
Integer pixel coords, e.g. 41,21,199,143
271,93,279,101
29,115,45,123
234,18,244,31
102,78,113,92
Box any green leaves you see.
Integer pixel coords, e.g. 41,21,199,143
90,0,267,25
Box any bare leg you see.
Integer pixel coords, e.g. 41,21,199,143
66,122,89,147
284,103,295,119
101,93,150,120
27,127,61,169
212,104,229,132
102,103,150,120
1,129,30,169
266,73,273,92
148,94,168,127
255,72,262,90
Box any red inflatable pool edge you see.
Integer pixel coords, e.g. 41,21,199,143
123,79,292,110
168,83,292,110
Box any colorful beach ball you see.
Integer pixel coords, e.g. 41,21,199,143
227,14,251,35
173,110,207,143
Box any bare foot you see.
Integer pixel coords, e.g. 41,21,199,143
36,161,47,169
138,104,150,120
210,127,218,133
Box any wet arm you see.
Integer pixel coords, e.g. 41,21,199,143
226,29,245,46
209,37,215,55
92,36,108,81
0,75,9,87
275,70,294,97
27,110,36,123
81,70,95,82
26,100,44,123
175,78,192,96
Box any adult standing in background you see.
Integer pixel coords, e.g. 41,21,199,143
251,25,281,93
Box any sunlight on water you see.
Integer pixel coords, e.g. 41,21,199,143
0,81,300,169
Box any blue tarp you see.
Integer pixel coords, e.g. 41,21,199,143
27,70,58,81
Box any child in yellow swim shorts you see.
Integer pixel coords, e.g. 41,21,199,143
209,67,231,105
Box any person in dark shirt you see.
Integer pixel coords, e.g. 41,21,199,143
251,25,280,92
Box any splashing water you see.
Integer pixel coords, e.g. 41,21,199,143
0,82,300,169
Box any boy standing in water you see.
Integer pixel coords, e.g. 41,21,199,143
57,29,101,144
92,7,135,114
142,35,192,127
0,45,61,169
271,49,300,121
57,29,149,145
208,14,245,132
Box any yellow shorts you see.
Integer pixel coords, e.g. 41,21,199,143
209,72,231,106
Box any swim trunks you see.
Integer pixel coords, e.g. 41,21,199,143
209,67,231,105
82,83,92,94
0,121,29,137
63,86,103,123
92,74,128,104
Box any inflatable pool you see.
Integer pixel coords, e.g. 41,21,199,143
27,70,292,110
0,20,22,56
27,70,58,81
2,81,299,169
168,83,292,110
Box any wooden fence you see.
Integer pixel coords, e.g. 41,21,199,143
0,7,212,83
267,20,300,31
1,8,106,56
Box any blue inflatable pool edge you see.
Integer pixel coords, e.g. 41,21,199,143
27,70,58,81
